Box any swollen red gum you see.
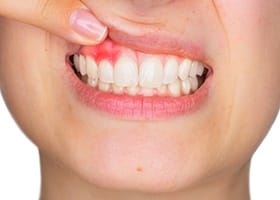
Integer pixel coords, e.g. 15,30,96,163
79,39,121,63
79,38,185,66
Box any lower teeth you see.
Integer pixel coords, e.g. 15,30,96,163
69,55,208,97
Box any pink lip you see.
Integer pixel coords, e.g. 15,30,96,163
66,66,211,120
108,28,206,61
65,32,212,120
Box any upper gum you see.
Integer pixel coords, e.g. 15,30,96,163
79,39,195,66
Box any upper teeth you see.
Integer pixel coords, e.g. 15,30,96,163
114,56,138,87
139,56,164,88
73,54,207,97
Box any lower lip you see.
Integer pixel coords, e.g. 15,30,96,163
65,63,212,120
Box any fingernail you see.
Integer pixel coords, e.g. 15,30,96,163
70,9,107,42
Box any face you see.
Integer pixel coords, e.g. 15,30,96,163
0,0,279,193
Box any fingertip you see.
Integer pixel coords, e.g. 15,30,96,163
69,9,108,45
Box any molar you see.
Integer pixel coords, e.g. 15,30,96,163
74,55,80,72
189,61,205,77
189,77,199,91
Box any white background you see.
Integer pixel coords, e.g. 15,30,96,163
0,95,279,200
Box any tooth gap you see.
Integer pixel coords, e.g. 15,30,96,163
202,68,209,77
196,68,208,88
69,54,80,76
68,54,75,66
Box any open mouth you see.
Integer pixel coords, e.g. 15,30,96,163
67,38,212,120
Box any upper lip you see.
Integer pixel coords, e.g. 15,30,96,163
79,12,211,67
108,28,206,62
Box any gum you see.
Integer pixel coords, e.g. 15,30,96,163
79,38,185,66
79,39,121,63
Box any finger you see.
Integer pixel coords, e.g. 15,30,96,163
0,0,108,45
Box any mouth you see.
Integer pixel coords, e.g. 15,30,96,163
66,37,212,120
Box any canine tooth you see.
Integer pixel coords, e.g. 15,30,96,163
112,85,124,94
86,56,98,78
99,60,114,83
127,86,139,96
87,77,98,88
114,56,138,87
74,55,80,71
79,55,87,76
190,61,205,77
163,56,178,84
189,77,199,91
181,80,191,95
141,88,154,96
139,57,163,88
178,59,192,80
98,82,111,92
168,79,181,97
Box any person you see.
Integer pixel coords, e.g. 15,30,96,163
0,1,279,200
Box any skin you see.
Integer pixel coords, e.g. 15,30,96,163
0,0,107,45
0,0,280,199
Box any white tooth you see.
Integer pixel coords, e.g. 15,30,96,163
158,85,167,96
181,80,191,95
127,86,139,96
74,55,80,71
163,56,178,84
168,79,181,97
139,57,163,88
114,56,138,87
79,55,87,76
98,82,111,92
196,62,205,76
190,61,205,77
189,77,199,91
112,84,124,94
86,56,98,78
178,59,192,80
141,88,154,96
87,77,98,88
99,60,114,83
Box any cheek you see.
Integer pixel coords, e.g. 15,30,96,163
214,0,280,160
0,20,71,148
217,0,280,108
216,0,280,107
216,0,280,44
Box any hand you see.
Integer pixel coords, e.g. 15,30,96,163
0,0,108,45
